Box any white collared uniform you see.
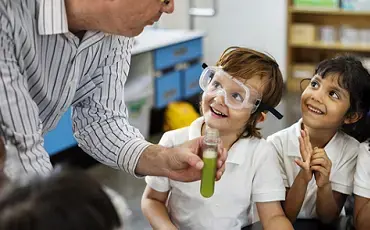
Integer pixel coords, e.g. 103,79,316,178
145,117,285,229
354,141,370,198
267,119,359,219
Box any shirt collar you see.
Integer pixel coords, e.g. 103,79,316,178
38,0,69,35
290,119,339,162
188,117,246,165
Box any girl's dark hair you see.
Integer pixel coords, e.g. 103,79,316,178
0,168,121,230
314,55,370,142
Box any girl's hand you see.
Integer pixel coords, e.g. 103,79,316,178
295,123,313,183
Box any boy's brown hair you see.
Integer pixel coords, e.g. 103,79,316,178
216,46,283,138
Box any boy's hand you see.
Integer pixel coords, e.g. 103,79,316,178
295,124,313,183
310,147,332,188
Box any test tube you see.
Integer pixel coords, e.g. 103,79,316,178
200,127,219,198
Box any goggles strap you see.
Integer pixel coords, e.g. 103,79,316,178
256,102,283,120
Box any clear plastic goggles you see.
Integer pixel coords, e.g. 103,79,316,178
199,66,262,113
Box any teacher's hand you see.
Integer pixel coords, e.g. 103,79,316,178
164,137,227,182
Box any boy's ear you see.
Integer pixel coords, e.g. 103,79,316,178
257,112,267,123
344,112,363,125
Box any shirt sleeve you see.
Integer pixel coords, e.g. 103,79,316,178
354,142,370,198
145,132,174,192
266,134,289,188
0,7,52,179
252,141,286,203
72,36,151,177
330,140,359,195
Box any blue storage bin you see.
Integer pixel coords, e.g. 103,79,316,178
182,63,203,98
154,39,203,70
155,71,182,108
44,108,77,156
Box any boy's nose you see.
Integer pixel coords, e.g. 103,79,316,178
214,93,226,106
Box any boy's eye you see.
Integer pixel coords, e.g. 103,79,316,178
211,81,222,88
231,93,244,102
329,91,340,99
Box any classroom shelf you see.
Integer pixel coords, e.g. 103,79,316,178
286,2,370,92
289,6,370,16
290,42,370,52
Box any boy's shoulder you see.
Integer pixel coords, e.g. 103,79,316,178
160,117,205,146
235,137,276,159
161,126,191,147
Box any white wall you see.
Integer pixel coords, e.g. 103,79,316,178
157,0,288,81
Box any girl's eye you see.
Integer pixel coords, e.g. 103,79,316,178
310,80,319,88
329,91,339,99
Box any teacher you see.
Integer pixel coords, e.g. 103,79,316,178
0,0,226,182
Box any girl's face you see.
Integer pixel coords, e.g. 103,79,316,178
201,75,265,136
301,74,353,131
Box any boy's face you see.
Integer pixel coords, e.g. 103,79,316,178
301,74,351,130
202,75,265,136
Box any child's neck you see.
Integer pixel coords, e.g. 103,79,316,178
305,125,337,149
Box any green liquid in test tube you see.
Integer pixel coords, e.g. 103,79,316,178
200,127,219,198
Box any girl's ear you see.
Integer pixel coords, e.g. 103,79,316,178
257,112,266,124
344,112,363,125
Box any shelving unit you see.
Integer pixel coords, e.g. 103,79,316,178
286,0,370,92
291,41,370,52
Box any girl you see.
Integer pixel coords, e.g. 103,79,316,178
267,55,370,224
141,47,293,230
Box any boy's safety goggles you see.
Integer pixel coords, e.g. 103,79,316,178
199,63,283,119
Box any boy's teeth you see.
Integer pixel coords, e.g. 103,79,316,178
212,107,225,116
308,105,323,114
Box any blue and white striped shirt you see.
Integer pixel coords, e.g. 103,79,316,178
0,0,150,178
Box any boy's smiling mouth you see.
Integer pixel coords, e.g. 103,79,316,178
210,105,228,118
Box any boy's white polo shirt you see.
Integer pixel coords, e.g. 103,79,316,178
267,119,359,219
145,117,285,229
354,141,370,198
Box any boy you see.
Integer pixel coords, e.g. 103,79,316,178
141,47,293,230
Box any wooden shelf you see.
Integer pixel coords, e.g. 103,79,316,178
290,42,370,52
286,0,370,92
289,6,370,16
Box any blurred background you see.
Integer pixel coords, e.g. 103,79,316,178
45,0,370,228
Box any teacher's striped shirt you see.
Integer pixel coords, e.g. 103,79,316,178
0,0,150,178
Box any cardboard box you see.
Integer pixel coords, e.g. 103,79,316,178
291,24,316,44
